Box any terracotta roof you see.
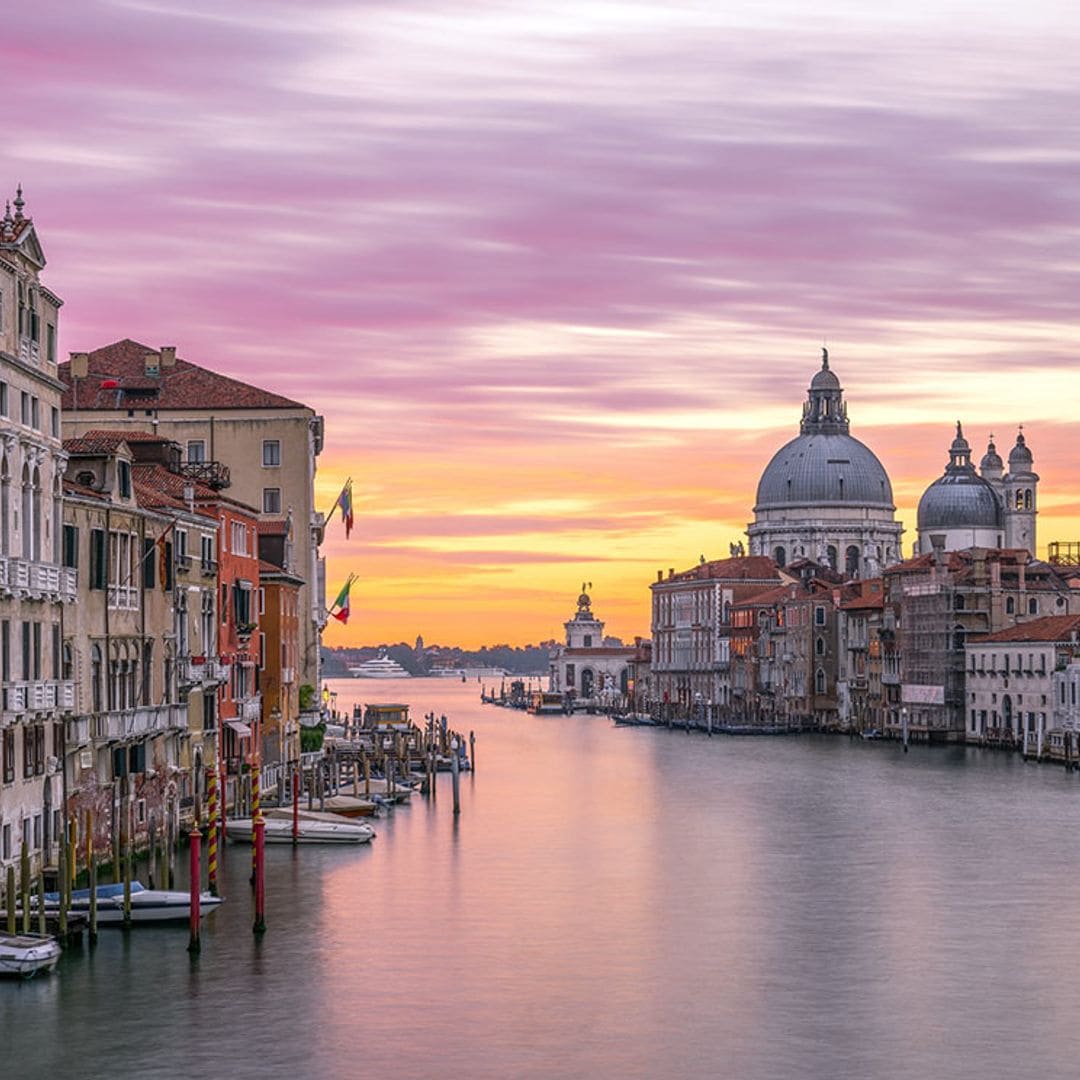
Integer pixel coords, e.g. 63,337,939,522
657,555,782,586
59,338,306,411
733,582,807,609
840,578,885,611
62,477,107,501
972,615,1080,644
558,647,638,657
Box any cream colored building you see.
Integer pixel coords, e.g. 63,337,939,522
0,190,77,877
59,339,326,715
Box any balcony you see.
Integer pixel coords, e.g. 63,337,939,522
175,553,193,574
881,671,900,686
93,703,187,743
19,336,40,366
179,657,230,687
201,558,218,578
2,680,76,714
107,583,139,611
179,461,231,490
239,694,262,723
206,658,231,685
0,557,78,602
66,715,91,747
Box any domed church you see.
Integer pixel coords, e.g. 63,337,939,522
748,350,902,577
916,424,1038,556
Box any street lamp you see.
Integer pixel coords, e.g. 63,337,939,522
901,706,909,753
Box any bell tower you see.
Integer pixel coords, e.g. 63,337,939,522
1003,429,1038,554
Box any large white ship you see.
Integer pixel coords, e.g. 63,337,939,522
348,653,412,679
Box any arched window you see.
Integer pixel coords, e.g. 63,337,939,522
31,466,41,561
62,642,73,681
953,625,965,651
1024,489,1032,510
845,545,859,577
815,636,825,656
1016,490,1023,510
773,545,786,568
815,668,826,694
0,454,8,556
91,644,103,713
1006,597,1015,614
826,545,837,571
21,464,31,560
955,594,965,611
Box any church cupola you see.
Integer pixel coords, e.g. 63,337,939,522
1003,427,1038,554
800,348,850,435
946,421,974,473
979,435,1004,485
564,583,604,648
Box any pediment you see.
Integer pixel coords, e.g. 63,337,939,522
17,224,46,269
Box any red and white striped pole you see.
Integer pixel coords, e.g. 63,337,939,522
207,767,219,896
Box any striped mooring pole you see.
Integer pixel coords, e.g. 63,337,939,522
207,767,219,897
250,763,261,886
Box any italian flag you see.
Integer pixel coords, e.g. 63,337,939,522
330,575,354,624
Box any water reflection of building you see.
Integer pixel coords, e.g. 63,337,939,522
548,588,636,704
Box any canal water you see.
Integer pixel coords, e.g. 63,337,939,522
5,676,1080,1080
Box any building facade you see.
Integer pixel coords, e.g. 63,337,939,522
548,589,637,706
0,190,77,877
59,338,325,716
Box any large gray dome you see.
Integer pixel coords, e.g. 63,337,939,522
917,474,1001,530
754,433,894,511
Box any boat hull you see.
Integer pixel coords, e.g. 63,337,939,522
227,817,375,844
0,934,61,977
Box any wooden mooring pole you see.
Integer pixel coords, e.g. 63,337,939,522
451,738,461,816
188,829,202,954
5,864,15,935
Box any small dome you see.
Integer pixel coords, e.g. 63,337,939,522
980,437,1003,472
810,347,840,390
1009,430,1033,469
917,474,1002,530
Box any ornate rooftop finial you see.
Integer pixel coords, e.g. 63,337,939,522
956,420,962,438
13,184,24,220
821,346,829,370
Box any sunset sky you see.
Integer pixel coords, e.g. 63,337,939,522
7,1,1080,647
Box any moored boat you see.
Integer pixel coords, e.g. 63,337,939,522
528,691,567,715
228,813,375,844
0,932,61,978
41,882,223,925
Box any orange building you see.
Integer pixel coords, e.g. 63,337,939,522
257,558,303,768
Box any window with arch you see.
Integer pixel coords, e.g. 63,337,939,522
1024,489,1032,510
1016,490,1023,510
0,453,8,556
845,545,859,576
815,636,825,656
91,644,103,713
61,641,73,682
1028,598,1038,615
815,668,826,694
955,594,965,611
773,545,786,568
826,545,838,571
1006,596,1015,615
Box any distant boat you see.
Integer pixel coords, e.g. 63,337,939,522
228,812,375,844
0,932,61,978
349,652,411,679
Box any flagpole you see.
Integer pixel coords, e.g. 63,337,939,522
322,477,352,522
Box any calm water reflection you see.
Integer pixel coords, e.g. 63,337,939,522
5,677,1080,1080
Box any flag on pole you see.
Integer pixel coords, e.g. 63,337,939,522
336,479,354,539
330,574,354,624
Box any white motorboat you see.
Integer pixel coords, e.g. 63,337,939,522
227,812,375,844
348,653,411,679
0,932,61,978
43,882,224,925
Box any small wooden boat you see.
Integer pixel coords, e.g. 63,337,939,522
228,812,375,844
39,882,223,925
528,691,567,715
318,794,379,817
0,932,61,978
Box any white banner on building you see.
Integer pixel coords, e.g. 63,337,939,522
902,684,945,705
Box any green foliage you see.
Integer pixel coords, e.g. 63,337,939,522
300,724,325,753
299,683,316,710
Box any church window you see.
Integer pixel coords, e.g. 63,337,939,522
845,546,859,576
1028,598,1037,615
815,637,825,656
583,635,592,647
1006,597,1015,614
1016,490,1023,510
814,606,825,626
773,546,785,568
826,545,837,571
815,668,826,694
1024,490,1032,510
565,664,575,687
955,594,965,611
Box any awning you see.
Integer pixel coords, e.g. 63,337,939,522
225,719,252,737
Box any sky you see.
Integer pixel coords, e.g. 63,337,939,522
6,0,1080,647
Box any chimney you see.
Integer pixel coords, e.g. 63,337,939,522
69,351,89,378
183,483,195,513
160,346,177,368
929,534,946,569
668,568,675,580
656,570,663,583
144,350,161,376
